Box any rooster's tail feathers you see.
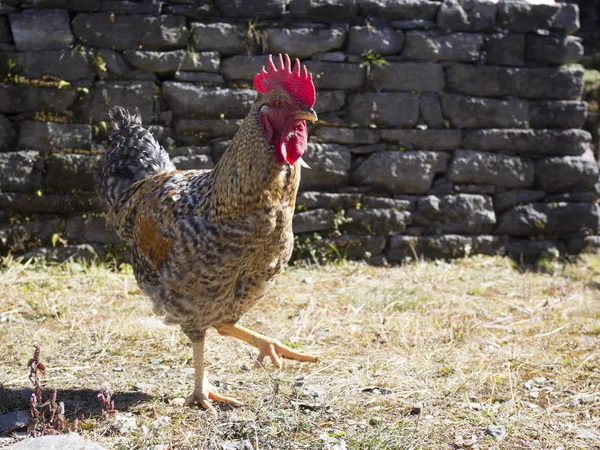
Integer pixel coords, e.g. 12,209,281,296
95,106,175,209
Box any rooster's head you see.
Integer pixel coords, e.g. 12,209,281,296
254,54,317,166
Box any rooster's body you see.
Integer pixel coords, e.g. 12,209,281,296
95,55,318,412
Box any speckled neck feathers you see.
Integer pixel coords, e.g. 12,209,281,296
207,104,301,223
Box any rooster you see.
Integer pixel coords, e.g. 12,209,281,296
95,54,318,413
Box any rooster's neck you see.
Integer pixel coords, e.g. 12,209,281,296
207,105,301,223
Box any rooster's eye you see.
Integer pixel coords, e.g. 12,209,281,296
273,100,283,108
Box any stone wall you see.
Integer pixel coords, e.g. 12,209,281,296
0,0,597,264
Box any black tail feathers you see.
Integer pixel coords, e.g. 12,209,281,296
95,106,175,209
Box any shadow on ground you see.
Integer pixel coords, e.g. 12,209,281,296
0,386,152,418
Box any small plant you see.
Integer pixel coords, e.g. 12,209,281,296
27,344,84,436
97,387,117,420
360,50,389,79
6,57,16,73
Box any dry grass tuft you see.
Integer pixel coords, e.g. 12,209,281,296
0,254,599,449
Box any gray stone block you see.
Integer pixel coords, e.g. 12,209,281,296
171,154,214,171
388,234,507,261
401,31,483,62
65,216,120,245
0,50,95,81
123,50,220,74
484,33,525,66
293,208,335,234
304,61,366,90
449,150,534,189
175,119,242,143
347,26,403,56
446,64,584,100
10,9,73,51
371,62,444,92
343,208,411,235
21,244,105,263
389,19,436,30
264,28,346,59
419,93,444,128
380,129,461,150
0,150,43,192
526,35,583,65
352,150,450,194
216,0,286,18
416,194,496,234
100,0,162,14
98,49,128,76
358,0,440,20
162,82,258,119
0,84,77,113
529,101,587,129
462,129,591,156
72,14,187,50
440,94,529,129
191,22,246,54
314,91,345,113
300,143,351,191
534,150,599,193
19,121,91,151
351,143,386,154
454,184,496,195
497,2,579,33
296,191,362,209
0,115,16,150
347,93,419,127
174,71,225,84
76,81,155,124
220,55,268,80
311,51,346,62
20,0,101,11
0,218,62,253
163,3,220,20
45,153,103,192
325,234,387,259
289,0,359,21
507,239,563,261
437,0,497,31
317,127,379,145
493,189,546,213
0,192,104,214
363,196,415,210
496,202,599,236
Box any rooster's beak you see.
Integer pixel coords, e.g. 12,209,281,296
295,108,318,122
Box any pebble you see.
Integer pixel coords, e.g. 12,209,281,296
221,439,254,450
576,429,600,441
410,402,423,415
110,413,138,436
5,433,105,450
0,411,31,434
486,425,507,441
369,417,382,426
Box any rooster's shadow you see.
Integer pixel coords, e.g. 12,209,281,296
0,386,152,418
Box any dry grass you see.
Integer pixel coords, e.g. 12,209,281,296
1,254,600,449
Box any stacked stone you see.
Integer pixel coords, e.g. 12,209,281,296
0,0,596,263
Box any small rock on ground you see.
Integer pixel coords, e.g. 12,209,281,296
0,411,31,433
6,433,105,449
486,425,507,440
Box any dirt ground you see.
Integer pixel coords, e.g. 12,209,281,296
0,254,599,449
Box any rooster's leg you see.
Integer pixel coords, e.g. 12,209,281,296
182,330,242,415
216,323,318,369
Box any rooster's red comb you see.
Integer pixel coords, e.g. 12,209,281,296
253,54,315,107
